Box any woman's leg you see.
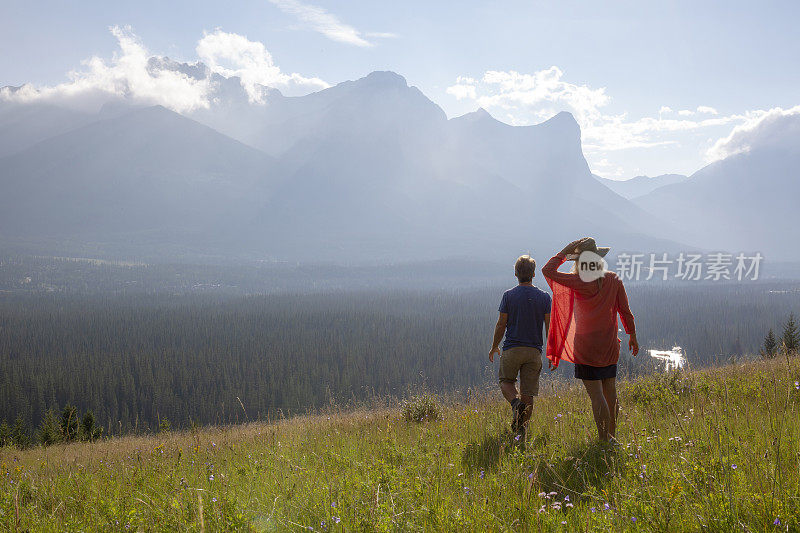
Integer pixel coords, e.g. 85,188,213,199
601,378,618,438
582,379,611,441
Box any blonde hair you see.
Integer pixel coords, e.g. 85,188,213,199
515,255,536,282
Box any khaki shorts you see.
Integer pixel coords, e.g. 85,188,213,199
499,347,543,397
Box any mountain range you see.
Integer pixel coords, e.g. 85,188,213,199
1,66,797,262
593,174,688,199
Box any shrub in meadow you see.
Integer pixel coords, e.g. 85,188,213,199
401,393,440,422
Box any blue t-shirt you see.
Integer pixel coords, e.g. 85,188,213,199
499,284,552,351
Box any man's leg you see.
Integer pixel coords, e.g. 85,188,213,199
499,349,521,405
520,394,534,423
500,380,525,432
601,378,618,439
499,380,518,404
518,351,542,425
582,379,611,441
500,349,528,431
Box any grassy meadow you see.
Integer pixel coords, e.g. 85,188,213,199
2,357,799,532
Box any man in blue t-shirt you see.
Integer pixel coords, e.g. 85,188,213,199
489,255,551,435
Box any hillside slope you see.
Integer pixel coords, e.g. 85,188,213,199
1,357,798,530
0,105,277,253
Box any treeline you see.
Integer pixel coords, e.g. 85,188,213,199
0,405,102,449
0,291,495,439
0,254,508,294
1,282,798,442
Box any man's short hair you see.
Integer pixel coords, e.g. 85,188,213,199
515,255,536,282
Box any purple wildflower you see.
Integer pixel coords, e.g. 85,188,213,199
479,470,485,479
774,518,781,525
332,517,340,524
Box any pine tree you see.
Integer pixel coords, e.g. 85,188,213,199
782,313,799,355
762,329,778,358
11,416,30,449
0,421,11,447
60,405,79,442
39,409,63,446
81,411,103,442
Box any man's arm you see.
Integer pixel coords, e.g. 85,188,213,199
489,312,508,362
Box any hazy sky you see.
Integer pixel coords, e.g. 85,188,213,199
2,0,798,179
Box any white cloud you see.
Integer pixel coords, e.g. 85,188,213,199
0,26,212,113
268,0,374,47
581,114,743,154
0,26,328,111
592,158,626,178
445,67,800,176
462,67,611,126
696,105,718,115
446,67,775,155
707,106,800,160
446,76,477,100
197,29,328,103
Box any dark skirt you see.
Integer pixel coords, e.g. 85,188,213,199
574,363,617,380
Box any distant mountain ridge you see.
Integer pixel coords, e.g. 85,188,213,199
635,146,800,256
0,105,276,254
1,67,795,261
593,173,688,199
632,110,800,258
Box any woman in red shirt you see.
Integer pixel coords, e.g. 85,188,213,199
542,237,639,443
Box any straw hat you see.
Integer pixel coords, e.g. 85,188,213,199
565,237,610,260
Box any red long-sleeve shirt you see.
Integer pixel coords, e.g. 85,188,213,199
542,253,636,368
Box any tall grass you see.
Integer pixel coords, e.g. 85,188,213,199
1,357,798,531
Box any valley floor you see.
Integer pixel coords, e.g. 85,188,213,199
2,357,799,531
